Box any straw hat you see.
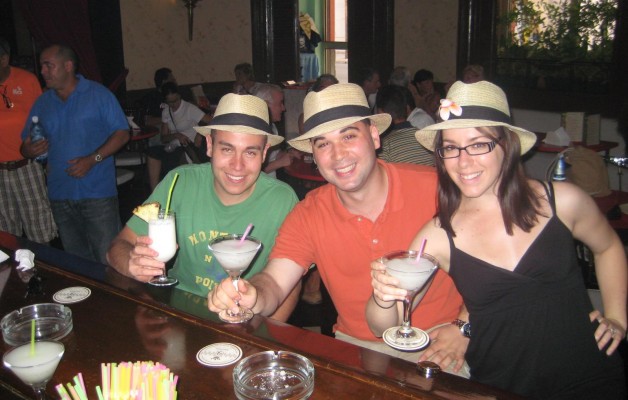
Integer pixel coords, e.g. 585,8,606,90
415,81,537,154
288,83,392,153
194,93,283,146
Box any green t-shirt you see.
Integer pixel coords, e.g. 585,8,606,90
126,164,298,297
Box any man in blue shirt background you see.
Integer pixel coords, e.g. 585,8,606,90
21,43,129,264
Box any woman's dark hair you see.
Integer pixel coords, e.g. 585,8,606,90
160,82,180,99
435,126,542,236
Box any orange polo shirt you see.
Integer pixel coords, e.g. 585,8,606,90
0,67,42,162
271,161,463,341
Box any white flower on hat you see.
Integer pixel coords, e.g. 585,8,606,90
439,99,462,121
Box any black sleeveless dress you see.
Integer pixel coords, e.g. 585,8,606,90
447,182,626,399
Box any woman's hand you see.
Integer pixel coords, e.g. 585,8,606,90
590,310,625,355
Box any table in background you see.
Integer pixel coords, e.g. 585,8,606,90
534,132,618,157
0,231,522,399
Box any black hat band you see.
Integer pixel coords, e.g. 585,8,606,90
442,105,511,124
303,105,371,133
209,113,272,134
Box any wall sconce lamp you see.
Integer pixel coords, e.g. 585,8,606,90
182,0,201,41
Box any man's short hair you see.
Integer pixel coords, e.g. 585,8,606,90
413,69,434,84
154,68,172,88
50,44,79,73
250,83,282,105
234,63,255,80
355,67,378,86
0,37,10,57
160,81,179,98
376,85,411,120
311,74,339,92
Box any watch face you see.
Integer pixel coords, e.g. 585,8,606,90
462,323,471,338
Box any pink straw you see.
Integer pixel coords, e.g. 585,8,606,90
240,223,253,244
415,239,427,261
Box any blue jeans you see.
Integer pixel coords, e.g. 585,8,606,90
50,197,121,264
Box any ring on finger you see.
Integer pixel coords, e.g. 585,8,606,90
609,327,617,337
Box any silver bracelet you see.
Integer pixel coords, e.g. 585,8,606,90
372,292,395,309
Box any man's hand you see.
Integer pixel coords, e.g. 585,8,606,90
20,136,48,159
126,236,168,282
207,277,258,315
66,155,97,178
419,324,469,373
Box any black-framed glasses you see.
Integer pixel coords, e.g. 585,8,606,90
436,140,500,159
1,85,13,109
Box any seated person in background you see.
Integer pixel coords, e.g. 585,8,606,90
412,69,436,110
422,91,441,122
136,68,195,130
146,82,212,191
462,64,484,83
233,62,261,95
376,85,433,165
353,67,381,110
370,81,627,398
207,83,468,374
107,93,300,322
250,83,297,178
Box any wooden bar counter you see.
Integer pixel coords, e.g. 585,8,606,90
0,231,521,399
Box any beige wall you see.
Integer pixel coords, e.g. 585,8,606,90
120,0,459,90
120,0,252,90
394,0,458,83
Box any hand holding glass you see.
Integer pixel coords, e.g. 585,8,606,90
3,340,64,400
148,210,178,286
381,251,438,351
208,234,261,323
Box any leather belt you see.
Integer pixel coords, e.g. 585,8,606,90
0,159,31,171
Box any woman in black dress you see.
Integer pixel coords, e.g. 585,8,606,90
367,81,627,399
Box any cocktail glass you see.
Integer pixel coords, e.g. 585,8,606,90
382,251,438,351
148,210,178,286
3,340,65,400
208,234,262,323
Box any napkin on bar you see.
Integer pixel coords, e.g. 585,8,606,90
543,127,571,147
14,249,35,271
127,116,141,130
0,250,8,264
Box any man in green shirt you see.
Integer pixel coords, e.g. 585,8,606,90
107,94,300,321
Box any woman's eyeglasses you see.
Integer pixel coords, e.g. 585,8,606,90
436,140,500,159
2,86,13,109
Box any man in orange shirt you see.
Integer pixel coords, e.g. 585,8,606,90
0,38,56,243
208,83,469,375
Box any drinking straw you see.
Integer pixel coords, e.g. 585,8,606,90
415,238,427,262
96,386,105,400
240,223,253,244
164,172,179,216
30,319,35,356
56,384,72,400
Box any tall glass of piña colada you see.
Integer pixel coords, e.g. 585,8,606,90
381,251,439,351
3,340,65,399
208,234,262,323
148,210,178,286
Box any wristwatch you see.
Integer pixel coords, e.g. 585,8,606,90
452,319,471,338
94,153,103,162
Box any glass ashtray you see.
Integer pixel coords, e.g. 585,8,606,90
233,351,315,400
1,303,73,346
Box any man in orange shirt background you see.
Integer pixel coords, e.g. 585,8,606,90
0,37,56,243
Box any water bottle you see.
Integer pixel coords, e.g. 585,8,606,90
552,153,566,181
30,116,48,163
